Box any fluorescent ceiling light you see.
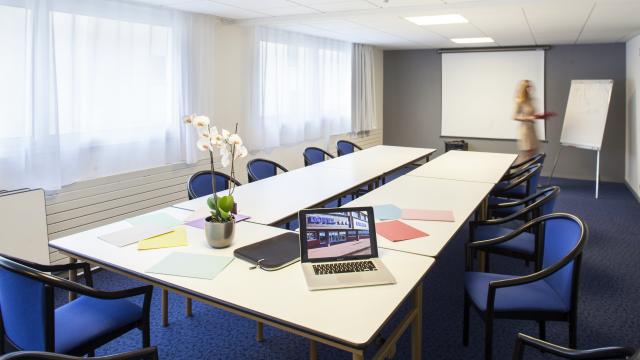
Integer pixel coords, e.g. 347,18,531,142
451,37,495,44
405,14,468,26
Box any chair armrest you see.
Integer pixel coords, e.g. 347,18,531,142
469,208,539,241
513,333,636,360
0,254,93,287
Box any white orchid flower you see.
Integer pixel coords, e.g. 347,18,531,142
221,152,231,168
194,115,211,128
221,129,230,140
228,133,243,146
198,127,211,139
196,138,212,152
235,145,248,159
183,114,195,124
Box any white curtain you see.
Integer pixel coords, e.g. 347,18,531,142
247,27,352,151
0,0,214,190
351,43,377,134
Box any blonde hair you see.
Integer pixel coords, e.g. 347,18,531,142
515,80,531,104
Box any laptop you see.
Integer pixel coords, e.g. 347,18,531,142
298,207,396,291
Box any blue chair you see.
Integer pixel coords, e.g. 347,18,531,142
0,347,158,360
247,159,288,183
303,147,334,166
501,153,546,181
187,171,242,200
0,255,152,357
463,213,588,360
491,163,542,200
470,186,560,271
513,333,637,360
336,140,362,157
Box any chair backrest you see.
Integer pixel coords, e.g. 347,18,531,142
187,171,241,200
508,163,542,196
247,159,288,183
518,186,560,219
336,140,362,157
0,256,53,351
510,153,546,172
303,147,334,166
539,214,587,308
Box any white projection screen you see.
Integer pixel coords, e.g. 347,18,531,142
441,50,546,140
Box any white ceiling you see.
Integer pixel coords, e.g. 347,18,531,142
136,0,640,49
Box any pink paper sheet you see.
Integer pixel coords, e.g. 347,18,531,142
401,209,455,222
375,220,429,242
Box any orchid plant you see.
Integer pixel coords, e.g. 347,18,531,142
183,114,248,223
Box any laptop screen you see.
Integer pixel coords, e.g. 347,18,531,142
299,207,378,262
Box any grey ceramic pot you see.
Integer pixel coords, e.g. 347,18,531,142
204,216,235,248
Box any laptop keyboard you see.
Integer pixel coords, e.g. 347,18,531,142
312,260,378,275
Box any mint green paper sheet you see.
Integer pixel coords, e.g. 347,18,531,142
373,204,402,220
128,213,183,228
146,253,234,280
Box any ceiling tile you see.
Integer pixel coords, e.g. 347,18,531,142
366,0,443,7
459,5,534,46
212,0,293,10
260,6,320,16
167,1,268,18
578,0,640,43
522,0,595,44
305,1,378,12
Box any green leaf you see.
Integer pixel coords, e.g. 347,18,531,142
218,195,234,212
218,208,231,221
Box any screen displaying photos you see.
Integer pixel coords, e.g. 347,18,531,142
304,211,371,259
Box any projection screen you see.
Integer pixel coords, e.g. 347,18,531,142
441,50,546,141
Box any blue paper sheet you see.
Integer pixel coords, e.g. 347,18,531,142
373,204,402,220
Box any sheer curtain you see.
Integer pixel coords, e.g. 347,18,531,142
0,0,214,190
352,43,377,134
247,27,352,151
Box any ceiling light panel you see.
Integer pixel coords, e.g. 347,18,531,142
405,14,469,26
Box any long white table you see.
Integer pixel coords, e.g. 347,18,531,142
50,207,435,360
407,150,517,184
345,176,494,257
173,145,435,226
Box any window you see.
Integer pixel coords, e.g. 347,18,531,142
0,0,212,190
248,27,352,150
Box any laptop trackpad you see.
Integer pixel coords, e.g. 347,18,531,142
336,273,366,283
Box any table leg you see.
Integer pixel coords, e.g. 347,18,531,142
162,289,169,327
256,322,264,342
186,298,193,317
309,340,317,360
352,351,364,360
411,283,423,360
68,257,77,301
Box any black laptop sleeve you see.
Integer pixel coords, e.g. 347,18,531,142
233,232,301,271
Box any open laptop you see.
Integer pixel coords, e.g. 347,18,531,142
298,207,396,291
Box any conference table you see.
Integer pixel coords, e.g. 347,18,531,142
51,207,434,360
345,176,495,257
407,150,517,184
172,145,436,226
48,146,516,360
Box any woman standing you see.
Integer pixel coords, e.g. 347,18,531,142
513,80,552,162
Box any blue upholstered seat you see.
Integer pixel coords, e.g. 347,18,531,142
303,147,334,166
465,272,570,312
336,140,361,156
0,256,152,356
247,159,288,183
474,226,535,255
55,297,143,353
188,171,240,199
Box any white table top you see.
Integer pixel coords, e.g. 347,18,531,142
174,145,436,225
345,176,494,257
49,207,435,348
173,165,374,224
315,145,436,175
407,150,517,184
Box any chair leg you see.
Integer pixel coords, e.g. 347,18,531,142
337,198,342,207
569,315,577,348
463,294,470,346
143,321,151,347
88,350,95,357
538,320,546,341
484,317,493,360
186,298,193,317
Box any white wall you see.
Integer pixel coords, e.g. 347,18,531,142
213,22,384,183
626,34,640,198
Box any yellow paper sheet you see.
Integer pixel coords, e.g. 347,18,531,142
138,226,188,250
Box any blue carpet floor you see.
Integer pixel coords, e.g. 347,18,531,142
53,171,640,359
